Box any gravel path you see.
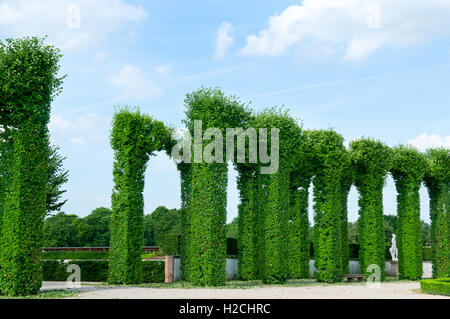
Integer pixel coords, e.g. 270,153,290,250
42,281,448,299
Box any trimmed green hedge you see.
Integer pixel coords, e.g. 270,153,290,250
251,108,302,284
289,130,314,280
109,108,171,285
350,139,391,281
182,88,250,286
423,148,449,278
308,130,347,283
43,260,164,283
236,165,258,280
391,146,427,280
420,278,450,296
0,123,50,296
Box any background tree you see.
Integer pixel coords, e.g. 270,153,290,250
423,147,449,278
226,217,238,239
46,146,69,214
0,37,64,296
73,207,112,247
43,212,79,247
349,139,391,280
143,206,181,246
391,145,427,280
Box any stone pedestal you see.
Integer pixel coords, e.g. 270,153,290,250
165,255,174,283
388,261,398,277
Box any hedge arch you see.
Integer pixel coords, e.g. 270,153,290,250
391,145,427,280
307,129,346,283
0,37,64,296
108,108,172,285
182,88,251,286
250,108,302,284
349,139,392,280
423,148,449,278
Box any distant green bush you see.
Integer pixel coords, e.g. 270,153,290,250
43,260,164,283
420,278,450,296
155,234,181,256
43,251,109,260
227,238,238,256
142,261,165,283
422,247,432,262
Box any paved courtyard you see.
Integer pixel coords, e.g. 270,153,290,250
41,281,448,299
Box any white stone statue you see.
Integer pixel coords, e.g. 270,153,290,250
389,234,398,261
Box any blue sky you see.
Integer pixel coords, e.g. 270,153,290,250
1,0,449,223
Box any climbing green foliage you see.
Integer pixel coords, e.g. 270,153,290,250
182,88,251,286
423,148,449,278
177,163,192,279
349,139,392,280
250,108,302,284
391,145,427,280
109,107,172,285
340,153,353,275
288,130,315,279
0,37,65,128
307,129,346,283
236,164,259,280
0,123,49,296
0,37,64,296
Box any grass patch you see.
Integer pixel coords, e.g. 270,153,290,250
0,290,79,299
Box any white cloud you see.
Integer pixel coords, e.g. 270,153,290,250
408,133,450,152
109,65,160,99
49,113,110,146
241,0,450,60
0,0,147,52
215,22,234,59
155,65,171,78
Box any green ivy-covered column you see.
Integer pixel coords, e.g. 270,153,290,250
288,182,311,279
109,108,170,284
255,172,268,279
423,148,449,278
340,157,353,275
0,124,49,296
309,130,346,283
0,37,64,296
391,146,427,280
183,88,250,286
288,133,314,279
177,163,192,281
251,109,302,284
349,139,391,280
236,165,258,280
